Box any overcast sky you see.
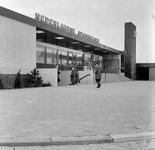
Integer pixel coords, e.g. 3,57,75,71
1,0,155,63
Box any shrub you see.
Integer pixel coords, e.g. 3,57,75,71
0,78,4,89
42,82,51,87
24,69,43,87
14,70,22,88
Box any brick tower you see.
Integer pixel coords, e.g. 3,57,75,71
124,22,136,80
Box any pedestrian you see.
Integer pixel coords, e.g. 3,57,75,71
69,67,77,85
95,62,103,88
75,68,79,84
57,65,61,83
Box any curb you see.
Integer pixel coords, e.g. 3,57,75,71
0,135,113,147
111,132,155,143
0,132,155,147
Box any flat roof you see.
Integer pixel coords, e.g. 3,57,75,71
0,6,121,54
137,63,155,68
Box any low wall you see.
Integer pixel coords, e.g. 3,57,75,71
0,74,16,89
0,68,34,89
0,68,94,88
93,73,131,83
0,68,58,88
58,70,93,86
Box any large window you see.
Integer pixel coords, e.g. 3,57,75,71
58,50,67,66
84,53,92,70
77,53,83,66
46,47,57,65
85,53,91,66
36,46,45,63
94,55,102,62
36,44,85,70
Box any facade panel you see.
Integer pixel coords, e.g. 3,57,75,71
149,68,155,80
0,16,36,73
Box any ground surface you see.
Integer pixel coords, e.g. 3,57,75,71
0,81,155,149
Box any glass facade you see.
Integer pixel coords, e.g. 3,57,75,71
72,53,77,66
58,50,68,66
36,44,103,70
94,55,102,62
77,53,83,66
46,47,57,65
84,53,92,70
68,52,73,66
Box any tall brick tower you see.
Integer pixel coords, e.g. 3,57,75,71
124,22,136,80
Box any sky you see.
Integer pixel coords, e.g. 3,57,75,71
1,0,155,63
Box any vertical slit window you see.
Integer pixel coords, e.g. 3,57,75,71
68,52,73,66
73,53,77,65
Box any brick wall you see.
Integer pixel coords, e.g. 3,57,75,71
102,54,121,74
0,74,26,89
103,59,119,73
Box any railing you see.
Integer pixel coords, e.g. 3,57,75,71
79,74,90,83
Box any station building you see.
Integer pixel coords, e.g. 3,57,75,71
0,6,122,88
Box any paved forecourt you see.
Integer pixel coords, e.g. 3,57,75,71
0,81,155,146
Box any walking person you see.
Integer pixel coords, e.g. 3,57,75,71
57,66,61,83
95,62,103,88
69,67,77,85
75,68,79,85
57,69,61,83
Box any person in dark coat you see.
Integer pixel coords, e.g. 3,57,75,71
75,68,79,84
95,62,103,88
57,65,61,83
57,69,60,83
70,67,77,85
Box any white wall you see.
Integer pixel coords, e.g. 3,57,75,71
0,16,36,74
149,68,155,80
37,68,57,86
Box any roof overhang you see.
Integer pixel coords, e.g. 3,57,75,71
0,6,121,55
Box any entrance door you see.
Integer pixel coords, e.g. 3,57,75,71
138,67,149,80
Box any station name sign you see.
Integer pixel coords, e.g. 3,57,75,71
35,13,100,43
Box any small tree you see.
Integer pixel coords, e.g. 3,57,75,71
24,69,43,87
14,70,22,88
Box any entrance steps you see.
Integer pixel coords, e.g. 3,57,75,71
94,73,131,83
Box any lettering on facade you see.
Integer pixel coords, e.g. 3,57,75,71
78,31,99,43
139,64,155,68
100,44,109,50
35,13,99,43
